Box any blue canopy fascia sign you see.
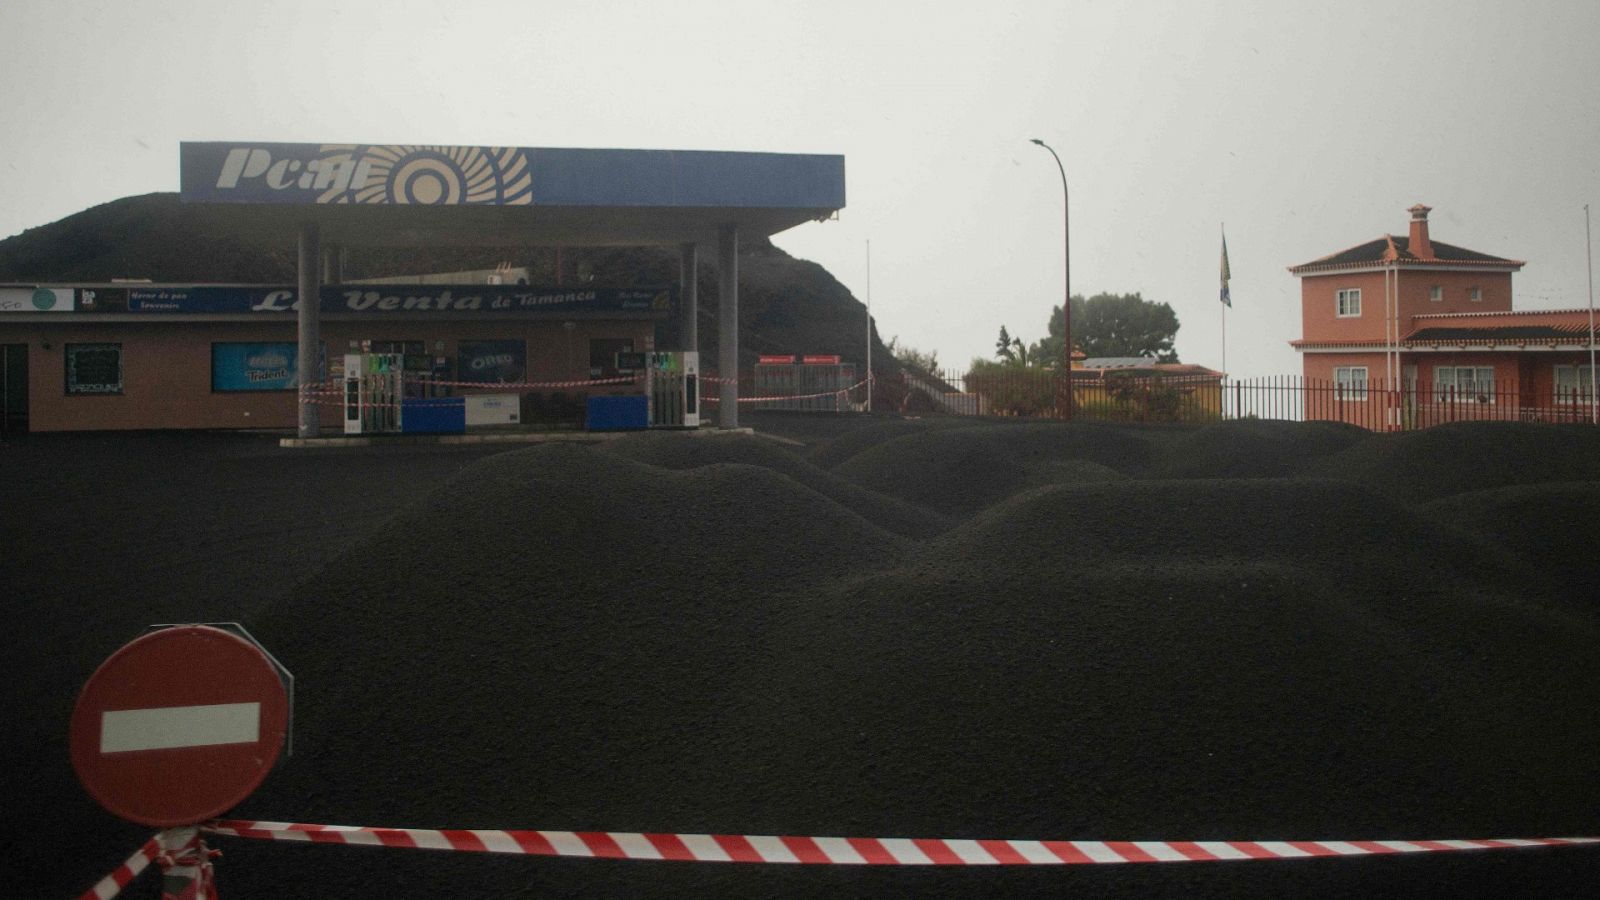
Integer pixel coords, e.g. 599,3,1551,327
180,143,846,210
121,285,674,316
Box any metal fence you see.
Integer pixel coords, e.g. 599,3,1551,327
750,362,859,412
862,368,1600,431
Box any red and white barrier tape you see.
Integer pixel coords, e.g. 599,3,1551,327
79,827,218,900
703,378,869,405
79,834,160,900
202,820,1600,866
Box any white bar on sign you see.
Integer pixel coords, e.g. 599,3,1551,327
100,702,261,753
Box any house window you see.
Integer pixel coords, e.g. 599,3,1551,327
65,343,123,395
1554,365,1599,404
1429,285,1442,302
1336,288,1361,317
1468,286,1482,302
1333,366,1368,400
1434,366,1495,403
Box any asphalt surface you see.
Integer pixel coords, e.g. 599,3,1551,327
7,414,1600,899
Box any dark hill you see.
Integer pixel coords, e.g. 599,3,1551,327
0,192,895,372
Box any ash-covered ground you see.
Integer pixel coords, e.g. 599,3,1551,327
8,414,1600,899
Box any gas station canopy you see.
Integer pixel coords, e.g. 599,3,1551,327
178,141,846,435
179,142,846,246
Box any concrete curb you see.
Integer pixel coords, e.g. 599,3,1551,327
278,427,755,449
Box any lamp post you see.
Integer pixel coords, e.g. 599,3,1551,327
1031,138,1074,419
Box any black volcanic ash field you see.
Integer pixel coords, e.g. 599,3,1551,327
9,416,1600,898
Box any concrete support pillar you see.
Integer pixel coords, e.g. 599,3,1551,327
297,222,321,439
322,244,346,285
679,242,698,353
717,224,738,429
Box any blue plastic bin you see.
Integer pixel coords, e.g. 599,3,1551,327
587,395,649,431
401,397,467,434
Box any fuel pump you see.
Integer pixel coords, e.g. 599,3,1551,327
647,351,699,428
342,353,404,434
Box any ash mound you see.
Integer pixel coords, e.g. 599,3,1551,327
1307,421,1600,501
1423,481,1600,602
832,423,1152,516
1156,419,1367,479
803,416,976,470
218,424,1600,898
599,431,950,538
329,442,909,596
923,477,1518,592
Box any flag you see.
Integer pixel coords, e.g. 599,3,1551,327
1220,230,1232,308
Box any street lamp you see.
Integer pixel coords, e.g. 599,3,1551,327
1030,138,1074,420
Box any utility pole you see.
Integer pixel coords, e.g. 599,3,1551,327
864,237,876,413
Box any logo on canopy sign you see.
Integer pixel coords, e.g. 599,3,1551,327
182,143,534,206
69,625,291,827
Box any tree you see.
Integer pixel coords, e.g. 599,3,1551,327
1034,292,1181,364
995,325,1014,361
993,325,1037,367
885,335,940,375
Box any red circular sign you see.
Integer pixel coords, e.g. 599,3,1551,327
69,626,288,827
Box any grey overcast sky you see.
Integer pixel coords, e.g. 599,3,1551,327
2,0,1597,377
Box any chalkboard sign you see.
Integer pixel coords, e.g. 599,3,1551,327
66,343,123,394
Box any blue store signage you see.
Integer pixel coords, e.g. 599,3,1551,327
457,340,527,385
126,285,672,315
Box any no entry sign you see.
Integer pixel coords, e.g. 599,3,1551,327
70,625,290,827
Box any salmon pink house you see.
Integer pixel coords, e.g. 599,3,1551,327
1289,204,1597,427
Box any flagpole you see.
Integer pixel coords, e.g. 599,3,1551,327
1221,223,1227,375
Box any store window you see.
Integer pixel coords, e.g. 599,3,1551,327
65,343,123,395
457,339,526,385
589,338,635,378
1333,366,1368,400
212,342,323,392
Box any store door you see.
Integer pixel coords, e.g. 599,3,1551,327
2,344,27,436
